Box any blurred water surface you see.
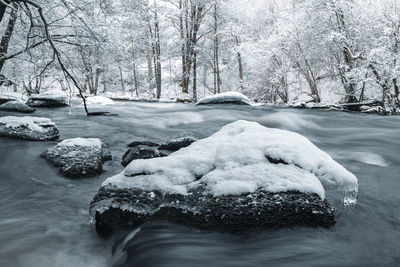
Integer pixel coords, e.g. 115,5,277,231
0,101,399,267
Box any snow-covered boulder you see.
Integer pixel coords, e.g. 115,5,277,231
86,96,114,105
0,93,21,105
175,93,192,103
196,91,252,106
90,120,358,236
360,105,383,114
42,138,112,178
0,116,59,141
0,101,36,113
27,90,69,107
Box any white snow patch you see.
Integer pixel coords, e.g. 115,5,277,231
103,120,358,200
196,91,252,105
85,96,114,105
56,137,102,148
0,116,55,132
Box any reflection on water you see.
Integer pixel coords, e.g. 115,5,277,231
1,102,400,267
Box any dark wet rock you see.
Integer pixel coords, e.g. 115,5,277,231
127,141,159,148
91,185,335,237
27,90,69,107
0,116,59,141
122,135,197,166
158,134,198,152
41,138,112,178
0,101,36,113
122,145,160,167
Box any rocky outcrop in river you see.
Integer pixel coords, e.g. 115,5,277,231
42,138,111,178
0,116,59,141
0,101,36,113
92,185,335,237
27,90,69,107
0,94,21,105
90,121,358,236
122,134,198,167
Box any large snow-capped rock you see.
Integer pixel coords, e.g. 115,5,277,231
0,100,36,113
0,116,59,141
42,138,112,178
90,120,358,236
27,90,69,107
0,93,21,105
196,91,252,106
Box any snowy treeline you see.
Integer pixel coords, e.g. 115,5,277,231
0,0,399,111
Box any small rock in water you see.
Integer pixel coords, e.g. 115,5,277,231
122,145,160,167
158,133,198,152
175,93,192,103
122,134,197,166
0,116,59,141
127,141,159,148
41,138,112,178
0,101,36,113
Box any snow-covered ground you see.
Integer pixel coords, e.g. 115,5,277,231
103,120,358,200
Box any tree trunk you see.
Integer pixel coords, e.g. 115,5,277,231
154,2,162,99
334,5,358,103
118,62,125,93
0,1,10,24
179,0,188,93
133,63,139,97
234,36,244,91
94,67,100,95
0,3,18,73
193,50,197,101
213,3,221,94
393,78,400,108
147,52,153,93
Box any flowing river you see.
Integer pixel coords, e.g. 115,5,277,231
0,101,399,266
